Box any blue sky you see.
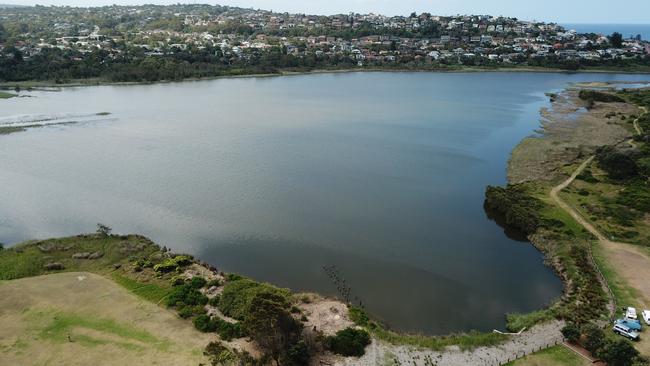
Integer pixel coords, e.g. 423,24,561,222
4,0,650,24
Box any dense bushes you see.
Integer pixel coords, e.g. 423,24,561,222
166,280,208,308
484,184,542,235
243,291,305,364
579,90,625,103
153,254,193,273
218,277,291,320
616,179,650,214
599,338,639,366
579,324,639,366
325,327,371,357
596,146,639,180
561,323,580,344
193,314,245,341
567,246,608,323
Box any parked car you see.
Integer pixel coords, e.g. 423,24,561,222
643,310,650,325
615,318,642,331
626,307,638,320
613,324,639,340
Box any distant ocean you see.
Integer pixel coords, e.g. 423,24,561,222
562,23,650,40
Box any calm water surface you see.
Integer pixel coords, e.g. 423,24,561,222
3,72,650,334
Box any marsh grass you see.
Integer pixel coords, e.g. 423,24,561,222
348,306,508,351
506,309,557,333
371,326,508,351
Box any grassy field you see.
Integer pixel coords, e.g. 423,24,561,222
0,272,212,365
559,165,650,246
0,235,217,365
505,345,591,366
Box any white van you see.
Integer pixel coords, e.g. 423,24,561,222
642,310,650,325
626,307,638,320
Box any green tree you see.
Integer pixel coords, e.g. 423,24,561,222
281,340,310,366
596,146,638,180
598,338,639,366
194,314,217,332
96,223,112,236
582,324,606,354
609,32,623,48
561,323,581,344
242,292,302,365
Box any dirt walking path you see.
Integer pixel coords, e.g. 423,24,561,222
633,106,647,136
548,104,650,308
549,106,650,356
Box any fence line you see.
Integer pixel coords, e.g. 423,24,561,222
494,337,564,365
586,240,617,321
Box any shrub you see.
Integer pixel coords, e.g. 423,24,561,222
166,283,209,308
190,276,207,289
204,341,236,365
561,323,581,344
282,340,310,366
153,255,193,273
193,315,244,340
225,273,244,281
578,90,624,103
208,295,221,307
325,328,371,357
598,338,639,366
577,169,599,183
218,277,291,320
170,275,185,286
348,306,370,327
207,279,222,287
178,306,194,319
582,324,606,354
194,314,217,332
215,319,244,341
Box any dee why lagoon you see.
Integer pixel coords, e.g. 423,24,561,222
2,72,650,335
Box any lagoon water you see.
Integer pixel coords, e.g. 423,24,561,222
3,72,650,334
